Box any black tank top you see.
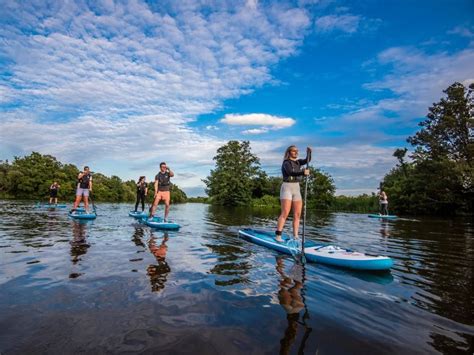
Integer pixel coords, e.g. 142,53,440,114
78,173,91,189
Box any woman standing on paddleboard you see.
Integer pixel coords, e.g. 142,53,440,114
379,189,389,216
134,176,148,212
275,146,312,242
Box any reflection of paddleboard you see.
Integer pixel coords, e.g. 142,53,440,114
129,211,148,218
238,228,393,271
141,216,180,230
368,214,398,219
68,211,96,220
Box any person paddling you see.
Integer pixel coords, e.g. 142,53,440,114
134,176,148,212
275,146,312,242
71,166,93,213
379,189,389,216
49,181,61,204
148,162,174,221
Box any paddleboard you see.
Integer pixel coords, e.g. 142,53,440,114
368,214,397,219
129,211,148,218
238,228,393,271
35,203,67,208
142,216,180,230
68,210,96,220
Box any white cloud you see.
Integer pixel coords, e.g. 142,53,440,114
243,128,269,135
0,1,312,193
315,14,360,34
448,25,474,38
220,113,296,129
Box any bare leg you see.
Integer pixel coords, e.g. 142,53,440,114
164,200,170,221
54,197,58,204
84,196,89,212
49,197,53,204
277,199,292,233
149,196,160,218
292,200,303,239
73,195,82,209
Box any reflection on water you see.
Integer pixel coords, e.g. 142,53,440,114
276,256,313,355
0,201,473,354
132,226,146,248
69,220,91,278
147,232,170,293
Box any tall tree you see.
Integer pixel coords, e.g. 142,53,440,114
306,167,336,209
382,82,474,215
203,140,262,206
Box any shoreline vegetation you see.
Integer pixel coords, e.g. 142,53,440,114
1,83,472,216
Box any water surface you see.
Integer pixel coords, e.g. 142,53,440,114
0,201,473,354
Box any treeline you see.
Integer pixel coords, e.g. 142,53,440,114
382,82,473,215
0,152,187,203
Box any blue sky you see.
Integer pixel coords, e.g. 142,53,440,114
1,0,473,196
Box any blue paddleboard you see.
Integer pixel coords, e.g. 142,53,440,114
368,214,397,219
129,211,148,218
69,210,96,220
142,216,180,230
36,203,67,208
238,229,393,271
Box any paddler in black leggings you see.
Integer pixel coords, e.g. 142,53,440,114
134,176,148,212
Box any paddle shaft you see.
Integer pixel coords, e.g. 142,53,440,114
301,149,311,258
89,191,96,212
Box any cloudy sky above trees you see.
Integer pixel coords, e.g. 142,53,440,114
1,0,473,196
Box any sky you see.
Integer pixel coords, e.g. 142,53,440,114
1,0,473,197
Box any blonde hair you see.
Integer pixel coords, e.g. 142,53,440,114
283,145,297,161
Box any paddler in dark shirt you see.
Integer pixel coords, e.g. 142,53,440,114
71,166,93,213
134,176,148,212
275,146,312,242
148,162,174,221
49,181,61,204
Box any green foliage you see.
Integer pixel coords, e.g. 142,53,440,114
306,167,335,209
203,140,262,206
251,194,279,207
382,82,474,215
331,194,379,213
0,152,187,203
187,196,209,203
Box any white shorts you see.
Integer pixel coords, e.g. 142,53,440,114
280,182,302,201
76,187,90,197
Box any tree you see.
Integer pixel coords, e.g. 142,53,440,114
203,140,262,206
381,82,474,215
306,167,336,209
408,82,473,164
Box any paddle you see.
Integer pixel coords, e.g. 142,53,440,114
301,147,312,264
295,259,313,353
89,191,97,213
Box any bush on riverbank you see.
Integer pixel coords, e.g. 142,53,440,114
0,152,187,203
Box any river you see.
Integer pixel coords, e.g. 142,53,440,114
0,201,472,354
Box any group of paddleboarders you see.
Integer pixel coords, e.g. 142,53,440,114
66,163,175,219
49,144,390,232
